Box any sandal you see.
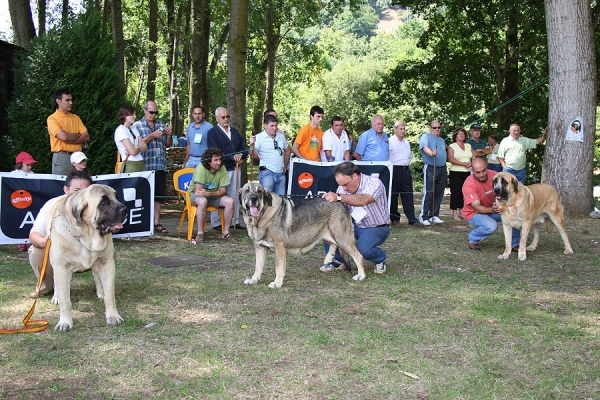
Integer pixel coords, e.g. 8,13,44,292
154,224,169,233
221,233,233,241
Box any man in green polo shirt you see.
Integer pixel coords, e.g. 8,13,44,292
497,123,546,183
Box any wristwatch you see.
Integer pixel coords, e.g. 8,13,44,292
337,195,342,202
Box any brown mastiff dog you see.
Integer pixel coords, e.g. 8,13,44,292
492,171,573,261
48,184,128,331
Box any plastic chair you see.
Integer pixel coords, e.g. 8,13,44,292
173,168,225,240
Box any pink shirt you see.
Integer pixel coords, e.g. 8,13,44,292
462,170,498,220
337,173,390,228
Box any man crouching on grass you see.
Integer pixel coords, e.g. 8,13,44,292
188,147,234,243
322,161,391,274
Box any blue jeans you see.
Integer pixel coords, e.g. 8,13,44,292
467,213,520,247
185,156,202,169
503,167,526,183
325,224,390,264
487,164,502,172
259,169,286,195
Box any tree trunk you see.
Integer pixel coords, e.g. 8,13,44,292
209,23,229,74
102,0,111,32
37,0,46,36
8,0,36,48
62,0,69,27
166,0,184,138
543,0,596,213
227,0,248,131
111,0,125,92
228,0,249,182
189,0,210,114
147,0,158,100
264,0,279,111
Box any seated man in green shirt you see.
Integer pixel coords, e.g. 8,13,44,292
188,147,234,242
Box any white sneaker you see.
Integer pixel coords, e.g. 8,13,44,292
419,217,431,226
374,261,386,274
431,216,444,224
590,210,600,219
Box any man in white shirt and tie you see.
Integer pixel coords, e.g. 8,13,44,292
388,121,421,226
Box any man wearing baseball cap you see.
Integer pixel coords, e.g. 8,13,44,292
466,123,491,160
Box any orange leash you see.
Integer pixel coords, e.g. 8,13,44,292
0,239,51,334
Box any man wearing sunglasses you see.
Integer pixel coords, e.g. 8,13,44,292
207,107,248,230
418,120,447,226
249,114,290,195
133,100,173,234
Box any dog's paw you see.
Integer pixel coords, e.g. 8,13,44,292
352,274,366,281
526,245,537,251
564,249,574,255
518,252,527,261
50,295,59,305
497,253,510,260
106,315,124,326
54,321,74,332
243,278,258,285
267,281,282,289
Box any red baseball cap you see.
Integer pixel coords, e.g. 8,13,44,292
16,152,37,164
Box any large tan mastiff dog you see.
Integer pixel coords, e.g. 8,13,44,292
48,184,128,331
239,182,365,288
492,171,573,261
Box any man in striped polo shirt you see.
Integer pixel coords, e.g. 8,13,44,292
322,162,391,274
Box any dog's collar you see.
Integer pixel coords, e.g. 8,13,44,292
54,213,87,249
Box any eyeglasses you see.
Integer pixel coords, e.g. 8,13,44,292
431,126,441,129
146,110,158,115
220,115,231,119
273,139,283,156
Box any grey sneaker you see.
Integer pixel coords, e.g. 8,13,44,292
374,261,386,274
431,216,444,224
320,259,343,272
419,217,431,226
590,210,600,219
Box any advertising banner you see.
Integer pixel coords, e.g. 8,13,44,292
287,159,393,206
0,171,154,244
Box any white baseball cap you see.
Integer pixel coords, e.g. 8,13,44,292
70,151,88,164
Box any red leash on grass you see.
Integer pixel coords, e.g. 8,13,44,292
0,239,51,334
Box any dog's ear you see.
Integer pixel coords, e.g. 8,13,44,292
71,195,87,226
512,178,519,194
264,191,272,207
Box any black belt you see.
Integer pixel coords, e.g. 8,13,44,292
259,166,267,171
190,154,202,158
377,224,391,228
394,165,409,169
54,151,73,155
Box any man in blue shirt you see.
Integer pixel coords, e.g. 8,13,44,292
353,114,389,161
185,106,213,169
418,120,447,226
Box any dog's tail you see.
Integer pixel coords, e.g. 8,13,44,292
338,249,353,274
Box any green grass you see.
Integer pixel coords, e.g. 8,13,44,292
0,213,599,399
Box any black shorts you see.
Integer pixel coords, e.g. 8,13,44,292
154,170,167,203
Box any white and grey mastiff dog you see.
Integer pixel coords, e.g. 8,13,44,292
239,182,365,288
48,184,128,331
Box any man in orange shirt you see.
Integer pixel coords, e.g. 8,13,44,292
291,105,324,161
47,89,90,175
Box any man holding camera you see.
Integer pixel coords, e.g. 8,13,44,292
134,100,173,233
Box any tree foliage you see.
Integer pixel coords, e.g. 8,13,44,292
4,13,126,174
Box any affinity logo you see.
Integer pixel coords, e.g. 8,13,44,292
11,190,33,209
298,172,314,189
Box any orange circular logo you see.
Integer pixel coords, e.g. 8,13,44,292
298,172,314,189
11,190,33,209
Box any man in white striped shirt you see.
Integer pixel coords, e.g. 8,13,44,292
322,162,391,274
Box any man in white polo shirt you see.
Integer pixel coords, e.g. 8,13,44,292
249,114,290,195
